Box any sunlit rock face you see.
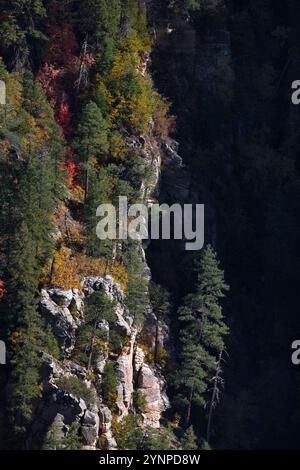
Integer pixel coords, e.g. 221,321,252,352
35,272,169,449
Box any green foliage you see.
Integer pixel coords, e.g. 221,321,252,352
0,0,47,71
181,426,198,450
113,414,144,450
79,0,121,73
133,390,147,413
56,376,95,406
75,101,109,164
74,100,109,199
3,152,58,435
63,423,83,450
124,242,147,326
174,245,229,426
75,291,115,368
143,427,174,450
102,361,118,410
85,167,114,259
42,420,62,450
149,283,171,320
43,421,83,450
42,325,60,360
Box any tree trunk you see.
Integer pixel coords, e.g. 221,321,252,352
186,381,194,428
84,168,89,203
87,321,98,371
206,348,223,444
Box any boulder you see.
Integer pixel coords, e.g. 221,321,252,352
48,289,74,308
99,406,112,434
98,432,117,450
40,290,81,357
81,410,100,446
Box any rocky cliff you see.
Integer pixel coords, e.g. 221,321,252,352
30,274,170,450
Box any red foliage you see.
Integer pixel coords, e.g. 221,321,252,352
82,54,96,68
36,3,80,139
59,148,79,189
36,63,62,109
56,98,73,138
0,280,6,301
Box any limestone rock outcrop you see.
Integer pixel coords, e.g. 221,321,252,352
36,273,170,450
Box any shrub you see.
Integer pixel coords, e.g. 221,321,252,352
143,427,173,450
56,376,95,405
43,325,60,360
48,246,128,290
112,414,144,450
133,390,147,413
153,96,176,139
63,423,83,450
102,361,118,410
157,346,169,371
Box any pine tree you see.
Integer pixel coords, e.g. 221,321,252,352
76,291,115,370
102,361,118,409
181,426,198,450
0,0,47,69
74,101,109,201
174,245,229,428
124,242,147,325
5,154,57,435
42,421,63,450
63,423,83,450
85,167,113,259
149,283,170,364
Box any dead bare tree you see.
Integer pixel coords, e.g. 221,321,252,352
206,347,227,445
75,36,89,91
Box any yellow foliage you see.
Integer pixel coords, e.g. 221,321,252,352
94,77,113,107
139,342,154,366
51,246,81,289
128,78,158,133
19,115,48,153
70,185,85,203
109,133,128,160
0,140,10,156
10,331,22,353
6,73,23,110
157,346,169,371
49,246,128,291
119,34,151,55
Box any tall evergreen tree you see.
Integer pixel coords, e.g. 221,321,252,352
124,242,147,325
85,166,113,259
75,291,115,370
74,101,109,201
5,153,57,435
0,0,47,69
174,245,229,429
